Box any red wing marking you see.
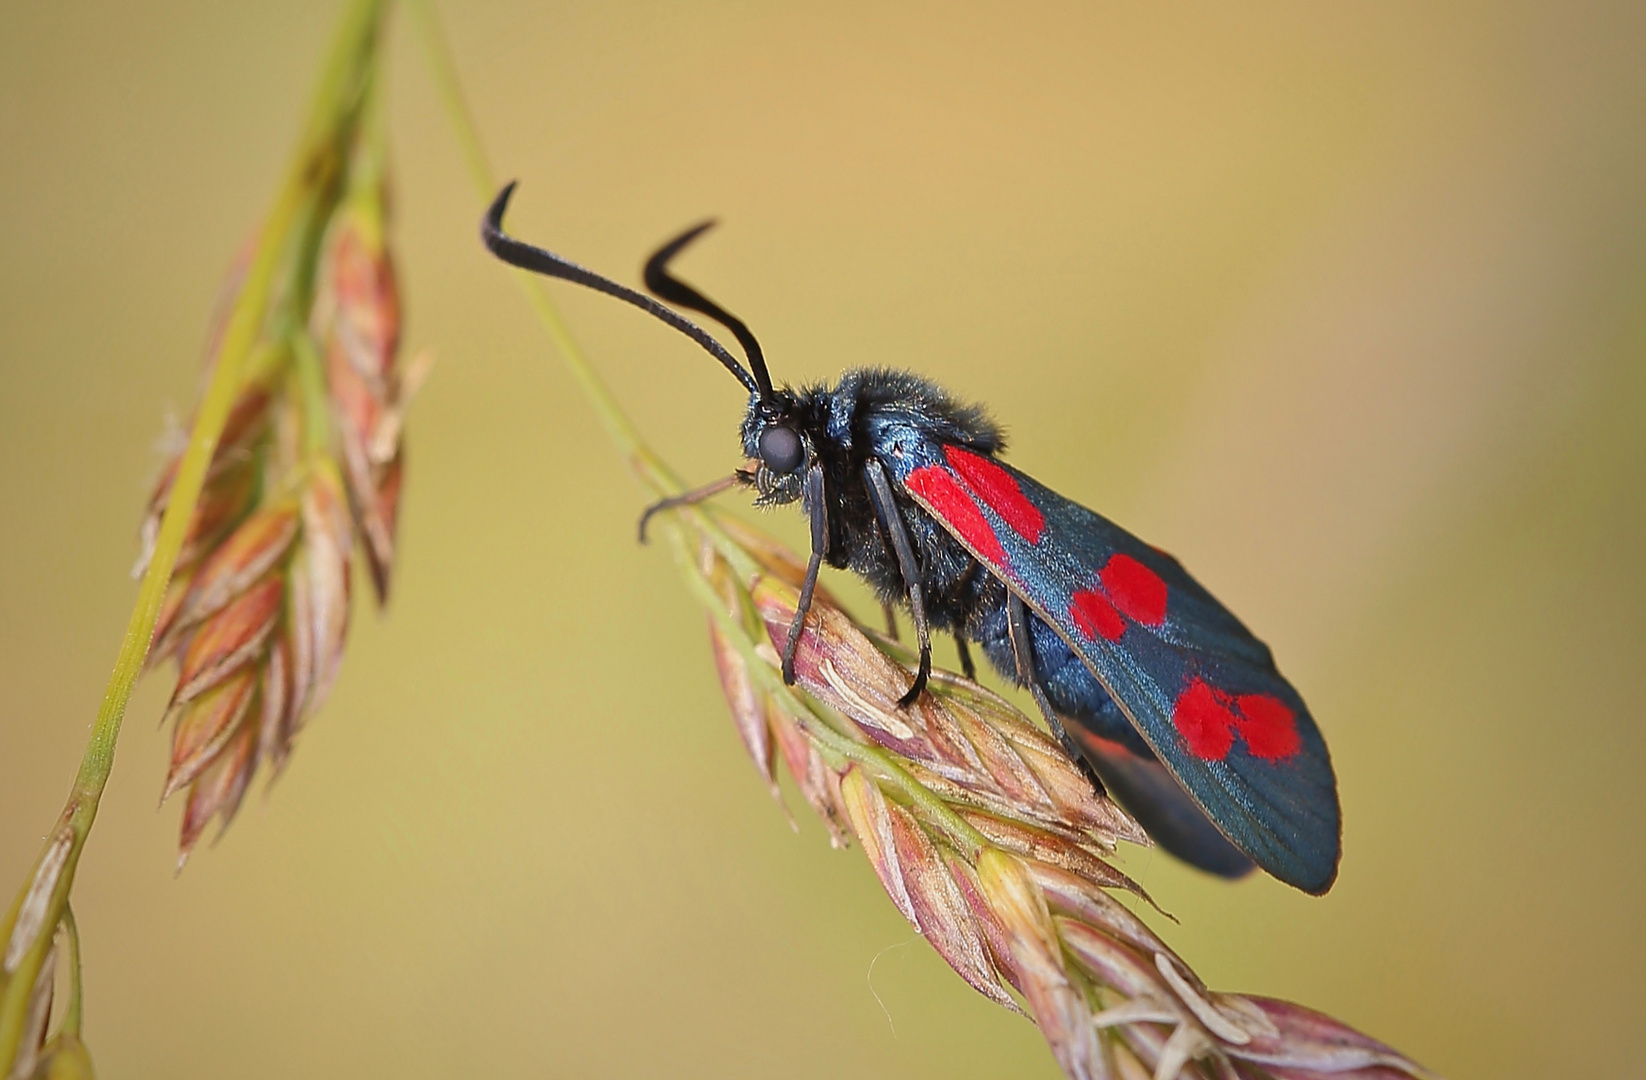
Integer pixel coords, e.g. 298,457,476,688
944,447,1045,543
1172,678,1238,760
1233,693,1301,761
1099,554,1167,627
1173,678,1301,762
1069,589,1125,642
906,464,1007,564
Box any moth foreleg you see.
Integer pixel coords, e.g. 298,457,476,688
865,460,931,707
637,471,747,542
781,463,829,685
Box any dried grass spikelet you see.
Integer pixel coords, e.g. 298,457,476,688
674,510,1437,1080
137,137,419,866
11,916,93,1080
316,151,428,604
11,941,56,1080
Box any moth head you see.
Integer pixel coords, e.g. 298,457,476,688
740,393,809,505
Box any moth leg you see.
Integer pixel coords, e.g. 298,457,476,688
881,602,900,641
781,463,830,685
952,561,980,681
637,471,746,543
864,460,932,707
1008,593,1103,792
1006,592,1055,718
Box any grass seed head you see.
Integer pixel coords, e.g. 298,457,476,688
141,137,407,864
674,510,1436,1080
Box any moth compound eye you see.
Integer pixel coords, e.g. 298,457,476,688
758,425,805,474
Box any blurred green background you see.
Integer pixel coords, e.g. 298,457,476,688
3,2,1644,1077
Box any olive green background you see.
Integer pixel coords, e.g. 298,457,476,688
3,3,1643,1077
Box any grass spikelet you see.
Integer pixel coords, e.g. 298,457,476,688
316,118,426,604
0,3,396,1069
132,32,418,866
662,506,1437,1080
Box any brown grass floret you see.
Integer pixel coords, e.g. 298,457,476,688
672,507,1436,1080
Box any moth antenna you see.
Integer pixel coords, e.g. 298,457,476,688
481,183,759,395
644,223,776,402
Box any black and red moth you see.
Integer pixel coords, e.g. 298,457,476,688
482,184,1342,895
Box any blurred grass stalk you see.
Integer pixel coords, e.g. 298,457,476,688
0,1,388,1073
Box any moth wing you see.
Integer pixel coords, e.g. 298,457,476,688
1073,731,1255,880
899,445,1341,894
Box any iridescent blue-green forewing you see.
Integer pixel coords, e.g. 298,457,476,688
893,443,1342,894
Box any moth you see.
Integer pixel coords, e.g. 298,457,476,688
483,184,1341,894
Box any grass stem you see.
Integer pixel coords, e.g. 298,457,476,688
0,1,385,1066
406,0,681,495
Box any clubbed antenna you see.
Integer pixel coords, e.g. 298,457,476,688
481,183,760,396
643,222,775,402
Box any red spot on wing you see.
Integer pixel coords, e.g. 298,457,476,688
1172,679,1302,763
1069,589,1125,642
1233,693,1301,761
905,465,1007,564
1099,553,1167,626
1172,678,1237,760
944,447,1045,543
